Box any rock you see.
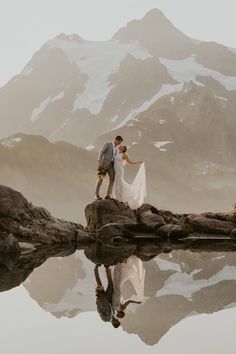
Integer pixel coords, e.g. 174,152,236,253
187,216,235,235
230,229,236,238
84,242,136,267
84,198,236,245
95,223,135,244
0,234,21,255
18,242,36,254
75,229,95,244
0,186,30,221
136,203,159,215
0,244,76,293
85,199,137,232
156,224,187,241
0,184,91,247
139,210,165,228
202,211,236,224
98,223,131,237
158,210,174,223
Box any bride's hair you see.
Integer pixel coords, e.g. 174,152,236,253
122,146,127,153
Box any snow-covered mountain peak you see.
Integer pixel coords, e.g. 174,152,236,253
112,7,178,39
55,33,85,43
112,7,195,59
46,38,152,114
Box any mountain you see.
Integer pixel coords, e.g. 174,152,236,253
112,8,195,59
1,8,236,213
1,8,236,147
0,133,96,221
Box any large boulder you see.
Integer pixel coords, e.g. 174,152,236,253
0,184,90,246
85,199,138,232
136,204,165,227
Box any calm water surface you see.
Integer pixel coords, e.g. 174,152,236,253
0,249,236,354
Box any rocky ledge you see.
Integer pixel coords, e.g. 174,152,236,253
0,185,92,255
1,184,236,256
85,199,236,244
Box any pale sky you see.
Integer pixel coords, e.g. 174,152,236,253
1,0,236,87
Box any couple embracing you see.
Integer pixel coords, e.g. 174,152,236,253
95,135,146,210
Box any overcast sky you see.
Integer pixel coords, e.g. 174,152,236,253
1,0,236,87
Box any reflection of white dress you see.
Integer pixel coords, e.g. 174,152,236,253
111,256,145,311
113,152,147,210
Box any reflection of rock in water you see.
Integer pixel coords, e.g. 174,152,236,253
121,250,236,345
0,245,75,293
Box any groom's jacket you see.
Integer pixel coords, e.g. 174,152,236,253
98,142,115,167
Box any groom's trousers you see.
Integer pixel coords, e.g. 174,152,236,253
95,162,115,196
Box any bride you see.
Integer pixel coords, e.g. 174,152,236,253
113,145,146,210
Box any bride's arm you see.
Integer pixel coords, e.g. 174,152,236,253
123,153,142,165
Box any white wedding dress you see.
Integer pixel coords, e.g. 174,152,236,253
113,152,147,210
111,256,146,311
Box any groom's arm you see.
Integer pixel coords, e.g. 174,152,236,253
98,142,109,167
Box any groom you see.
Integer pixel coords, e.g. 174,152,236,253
95,135,123,200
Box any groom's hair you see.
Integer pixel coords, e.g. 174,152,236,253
115,135,123,142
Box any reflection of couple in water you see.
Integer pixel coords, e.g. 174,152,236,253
94,255,145,328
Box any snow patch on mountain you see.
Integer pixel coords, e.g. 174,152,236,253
113,83,184,130
156,265,236,299
86,143,95,150
156,256,181,272
47,38,151,115
51,91,65,102
154,141,173,151
31,92,65,122
159,119,166,124
49,117,71,139
1,136,22,148
111,114,119,122
215,95,228,101
31,97,51,122
160,57,236,91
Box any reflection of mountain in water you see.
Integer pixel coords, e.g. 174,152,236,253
24,252,96,317
23,249,236,345
122,251,236,345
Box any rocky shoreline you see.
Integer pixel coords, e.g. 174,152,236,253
85,198,236,241
0,185,93,255
1,184,236,257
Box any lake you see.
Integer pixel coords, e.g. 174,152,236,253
0,248,236,354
